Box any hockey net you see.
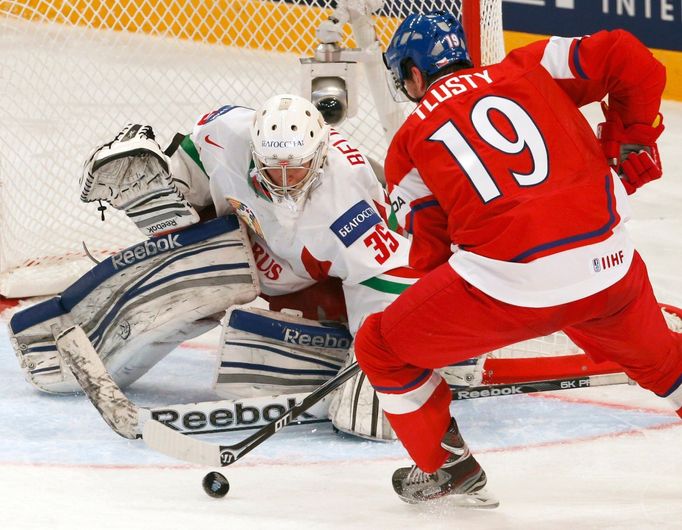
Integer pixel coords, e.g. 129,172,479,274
0,0,504,298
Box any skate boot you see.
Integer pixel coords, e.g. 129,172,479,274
392,418,499,508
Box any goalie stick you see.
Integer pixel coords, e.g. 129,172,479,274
56,323,630,454
54,324,339,439
142,370,631,467
55,324,141,439
143,361,360,467
61,321,630,436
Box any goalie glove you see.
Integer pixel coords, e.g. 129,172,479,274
597,102,664,195
81,124,200,236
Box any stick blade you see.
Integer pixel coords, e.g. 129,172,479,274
56,324,140,439
143,420,221,467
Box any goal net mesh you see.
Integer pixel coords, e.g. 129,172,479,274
0,0,503,297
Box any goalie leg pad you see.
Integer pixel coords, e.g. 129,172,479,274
10,216,259,394
328,349,397,441
214,307,351,399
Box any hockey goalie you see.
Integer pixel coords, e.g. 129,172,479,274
9,94,445,442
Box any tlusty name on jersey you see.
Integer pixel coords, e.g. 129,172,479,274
414,70,494,120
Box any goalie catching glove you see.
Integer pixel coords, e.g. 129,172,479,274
597,102,664,194
81,124,200,236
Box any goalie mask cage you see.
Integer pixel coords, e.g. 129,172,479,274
0,0,504,298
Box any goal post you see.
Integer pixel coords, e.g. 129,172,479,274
0,0,504,298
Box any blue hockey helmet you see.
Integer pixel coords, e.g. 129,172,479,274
383,11,472,96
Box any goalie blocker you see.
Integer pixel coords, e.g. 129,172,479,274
9,216,259,393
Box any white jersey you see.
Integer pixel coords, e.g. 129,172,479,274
183,105,415,332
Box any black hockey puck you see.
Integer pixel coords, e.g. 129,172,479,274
202,471,230,498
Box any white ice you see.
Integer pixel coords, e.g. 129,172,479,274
0,104,681,530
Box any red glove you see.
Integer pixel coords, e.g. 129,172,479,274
619,149,662,194
597,102,664,194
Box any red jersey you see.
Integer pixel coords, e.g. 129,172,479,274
386,30,665,307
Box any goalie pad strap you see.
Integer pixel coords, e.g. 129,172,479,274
164,132,187,158
350,371,383,436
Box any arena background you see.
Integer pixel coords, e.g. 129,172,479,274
502,0,681,101
2,0,679,100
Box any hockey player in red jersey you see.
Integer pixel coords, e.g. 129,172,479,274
353,11,682,505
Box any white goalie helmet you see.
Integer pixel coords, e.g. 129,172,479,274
250,94,330,210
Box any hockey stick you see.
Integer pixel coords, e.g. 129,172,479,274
142,370,630,467
55,324,334,439
55,324,142,439
143,361,360,467
451,372,630,400
55,324,630,466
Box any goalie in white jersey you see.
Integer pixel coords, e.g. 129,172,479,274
11,94,427,441
166,95,421,439
181,96,413,333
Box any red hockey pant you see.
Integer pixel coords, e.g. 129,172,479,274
354,252,682,472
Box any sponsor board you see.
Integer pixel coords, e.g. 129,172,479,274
502,0,679,51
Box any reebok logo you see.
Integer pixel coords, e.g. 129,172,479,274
146,218,178,235
283,328,352,349
111,233,182,270
151,398,316,434
455,386,522,399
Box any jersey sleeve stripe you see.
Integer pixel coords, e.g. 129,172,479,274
359,272,418,295
180,135,208,176
406,197,440,234
571,38,589,80
540,36,576,80
660,372,682,398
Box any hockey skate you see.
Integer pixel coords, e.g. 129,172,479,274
392,418,499,508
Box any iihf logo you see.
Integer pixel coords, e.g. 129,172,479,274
593,250,625,272
592,258,602,272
